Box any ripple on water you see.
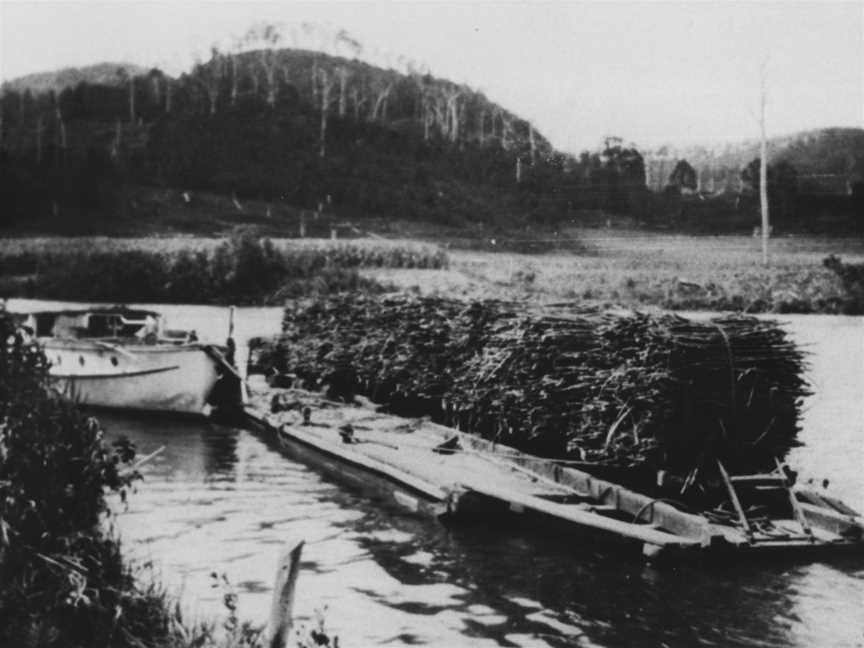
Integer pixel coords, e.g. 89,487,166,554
87,306,864,648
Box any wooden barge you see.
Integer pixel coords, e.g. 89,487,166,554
245,380,864,561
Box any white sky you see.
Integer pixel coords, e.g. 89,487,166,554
1,1,862,153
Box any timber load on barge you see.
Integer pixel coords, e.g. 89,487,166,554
245,379,864,562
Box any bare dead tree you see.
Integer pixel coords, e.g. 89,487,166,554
500,113,515,150
351,86,367,121
111,118,121,160
35,115,44,164
335,28,363,60
197,48,225,115
528,124,537,165
246,23,283,107
116,67,135,124
444,88,462,143
129,73,135,124
165,78,173,113
229,36,243,106
369,81,393,122
55,104,66,151
318,68,336,157
336,66,349,117
759,60,770,265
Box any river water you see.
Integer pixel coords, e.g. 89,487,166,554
8,299,864,647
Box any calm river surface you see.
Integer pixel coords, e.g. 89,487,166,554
8,299,864,647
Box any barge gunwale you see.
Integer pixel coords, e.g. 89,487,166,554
244,385,864,561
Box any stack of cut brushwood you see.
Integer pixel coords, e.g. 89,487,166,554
253,295,809,495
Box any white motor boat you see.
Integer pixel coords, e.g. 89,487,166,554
19,308,240,416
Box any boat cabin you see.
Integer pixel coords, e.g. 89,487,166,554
24,309,163,340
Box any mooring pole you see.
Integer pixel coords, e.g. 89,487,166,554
267,538,305,648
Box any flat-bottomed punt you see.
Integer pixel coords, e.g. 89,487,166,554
246,380,864,561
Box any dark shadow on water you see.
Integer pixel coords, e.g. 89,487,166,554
105,414,864,648
99,411,240,480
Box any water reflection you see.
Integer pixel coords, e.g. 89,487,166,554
10,300,860,647
103,409,864,648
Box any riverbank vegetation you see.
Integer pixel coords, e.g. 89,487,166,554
0,233,447,305
2,231,862,314
0,311,337,647
252,294,809,501
0,311,166,646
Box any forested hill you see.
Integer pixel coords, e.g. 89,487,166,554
4,41,856,236
5,46,651,233
647,128,864,193
2,63,149,95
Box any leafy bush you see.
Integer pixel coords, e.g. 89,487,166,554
0,234,441,304
0,312,150,646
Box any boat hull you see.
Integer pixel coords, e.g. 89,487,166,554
44,340,222,415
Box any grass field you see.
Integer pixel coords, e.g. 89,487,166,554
364,230,864,313
2,231,862,312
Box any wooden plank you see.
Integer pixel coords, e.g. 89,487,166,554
267,538,304,648
460,480,701,548
776,458,814,541
717,460,753,539
729,474,786,485
247,407,449,502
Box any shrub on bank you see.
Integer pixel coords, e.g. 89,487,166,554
0,232,435,304
0,312,156,646
0,311,339,647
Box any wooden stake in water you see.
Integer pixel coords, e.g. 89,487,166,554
268,538,305,648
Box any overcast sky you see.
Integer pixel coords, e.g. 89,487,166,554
1,1,861,153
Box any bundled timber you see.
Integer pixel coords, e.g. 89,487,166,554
252,295,810,500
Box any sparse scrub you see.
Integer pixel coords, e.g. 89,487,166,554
823,254,864,313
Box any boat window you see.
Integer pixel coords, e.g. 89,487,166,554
111,356,118,366
56,355,62,365
79,356,85,366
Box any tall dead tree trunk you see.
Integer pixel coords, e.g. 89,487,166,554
351,87,365,121
337,66,348,117
528,124,537,165
370,83,392,122
128,74,136,125
35,115,44,164
262,52,277,107
759,69,770,265
55,105,67,151
230,55,239,106
318,69,334,158
445,90,462,143
111,119,122,159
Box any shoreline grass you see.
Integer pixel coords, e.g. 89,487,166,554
0,233,448,306
1,230,862,313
